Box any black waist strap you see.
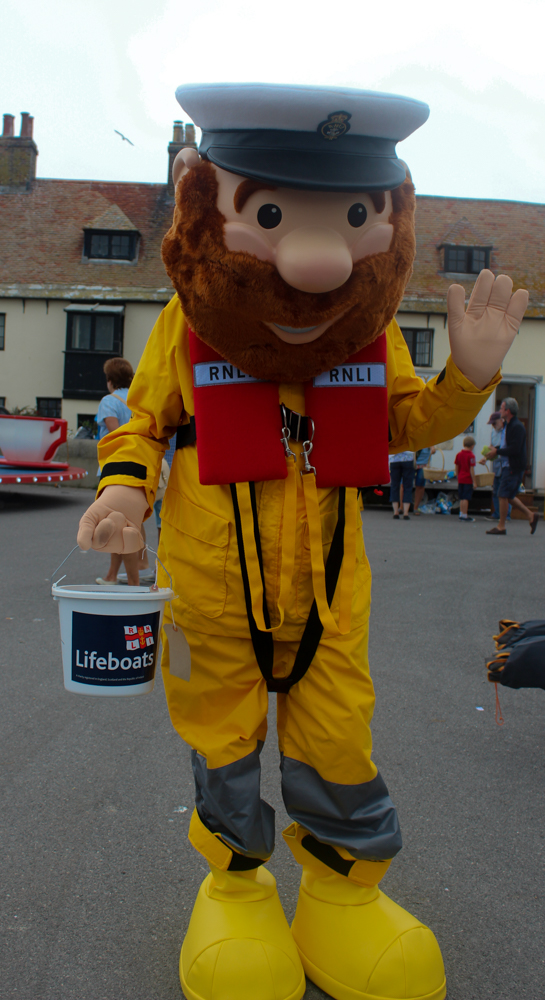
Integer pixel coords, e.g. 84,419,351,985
176,416,196,450
230,482,346,693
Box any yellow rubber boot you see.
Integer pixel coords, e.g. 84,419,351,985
180,865,306,1000
284,828,446,1000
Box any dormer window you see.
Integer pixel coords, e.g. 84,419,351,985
443,244,490,274
84,230,138,260
82,203,140,263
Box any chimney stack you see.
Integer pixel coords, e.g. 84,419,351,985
184,124,196,147
0,112,38,189
167,119,198,196
20,113,34,138
172,121,184,144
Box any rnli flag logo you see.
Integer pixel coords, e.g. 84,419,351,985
124,624,154,651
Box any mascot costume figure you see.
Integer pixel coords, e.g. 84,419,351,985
78,84,528,1000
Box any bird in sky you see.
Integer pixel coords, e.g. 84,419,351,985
114,129,134,146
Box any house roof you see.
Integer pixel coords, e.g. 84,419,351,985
0,179,175,302
1,180,544,316
438,216,492,248
85,203,139,232
403,195,545,317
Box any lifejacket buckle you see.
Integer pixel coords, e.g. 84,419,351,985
301,417,316,476
280,405,297,461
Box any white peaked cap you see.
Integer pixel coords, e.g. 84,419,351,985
175,82,429,192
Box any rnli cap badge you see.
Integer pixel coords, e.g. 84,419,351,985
318,111,351,141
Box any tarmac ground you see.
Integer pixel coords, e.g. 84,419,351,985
1,485,544,1000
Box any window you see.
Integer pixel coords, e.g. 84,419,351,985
443,245,490,274
83,230,138,261
67,312,121,353
63,310,124,400
77,413,98,436
401,328,434,367
37,397,62,418
0,314,5,350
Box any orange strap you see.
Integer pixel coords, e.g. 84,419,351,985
495,683,505,726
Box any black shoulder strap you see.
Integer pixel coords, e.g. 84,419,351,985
230,483,274,688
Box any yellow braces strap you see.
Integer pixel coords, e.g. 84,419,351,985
302,474,358,636
236,462,297,634
282,822,392,888
188,808,233,871
338,486,358,624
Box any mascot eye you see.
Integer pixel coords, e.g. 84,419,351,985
347,203,367,228
257,204,282,229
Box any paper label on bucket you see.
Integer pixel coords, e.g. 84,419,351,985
71,610,161,687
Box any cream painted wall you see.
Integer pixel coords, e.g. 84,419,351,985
500,318,545,378
396,311,545,381
0,297,166,434
0,299,66,410
395,312,450,372
62,399,97,434
123,302,165,372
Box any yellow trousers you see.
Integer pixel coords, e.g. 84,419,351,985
161,621,401,880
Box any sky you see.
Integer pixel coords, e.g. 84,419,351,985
4,0,545,203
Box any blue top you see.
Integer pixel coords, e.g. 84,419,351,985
96,387,132,440
164,435,177,468
500,426,510,469
490,427,503,476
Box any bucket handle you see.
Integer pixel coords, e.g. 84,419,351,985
51,544,81,585
143,544,179,633
51,543,179,634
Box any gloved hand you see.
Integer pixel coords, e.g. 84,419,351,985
447,270,528,390
77,485,149,554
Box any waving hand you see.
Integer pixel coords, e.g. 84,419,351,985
447,270,528,389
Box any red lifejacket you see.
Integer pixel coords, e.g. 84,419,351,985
188,328,389,488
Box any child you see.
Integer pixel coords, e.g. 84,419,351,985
455,435,477,521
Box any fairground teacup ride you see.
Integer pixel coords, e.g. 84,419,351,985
0,414,87,485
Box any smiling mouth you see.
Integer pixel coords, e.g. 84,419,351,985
266,312,347,345
274,324,318,335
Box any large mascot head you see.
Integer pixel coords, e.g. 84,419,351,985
162,83,429,383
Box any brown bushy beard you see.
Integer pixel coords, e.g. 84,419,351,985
162,160,416,383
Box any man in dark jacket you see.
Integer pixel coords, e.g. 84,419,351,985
486,397,539,535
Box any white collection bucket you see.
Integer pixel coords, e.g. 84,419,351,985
52,583,174,696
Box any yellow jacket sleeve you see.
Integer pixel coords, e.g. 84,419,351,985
97,299,186,514
386,318,501,452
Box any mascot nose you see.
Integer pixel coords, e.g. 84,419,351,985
275,227,353,293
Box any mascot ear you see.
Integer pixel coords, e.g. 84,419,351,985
397,159,413,182
172,146,202,189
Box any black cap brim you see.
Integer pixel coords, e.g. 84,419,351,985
199,130,406,192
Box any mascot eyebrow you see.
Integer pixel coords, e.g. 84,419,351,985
233,177,387,216
369,191,386,214
234,178,278,213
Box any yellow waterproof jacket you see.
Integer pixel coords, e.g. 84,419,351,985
98,296,499,639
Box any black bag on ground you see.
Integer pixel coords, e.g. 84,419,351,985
494,619,545,650
487,619,545,689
